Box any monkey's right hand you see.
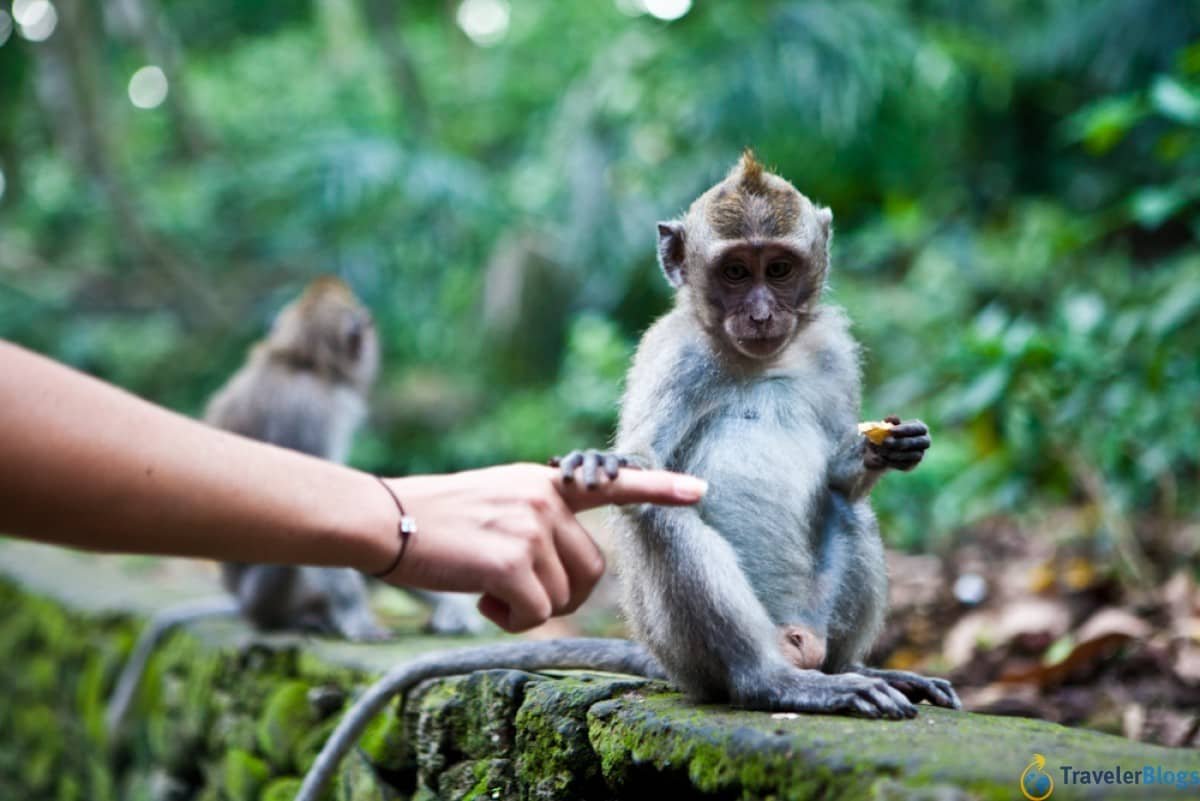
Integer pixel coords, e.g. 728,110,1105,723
549,449,640,490
735,667,917,719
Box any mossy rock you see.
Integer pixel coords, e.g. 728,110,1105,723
260,776,303,801
5,542,1200,801
256,681,318,772
223,749,271,801
514,672,653,800
586,690,1200,801
437,758,516,801
335,749,395,801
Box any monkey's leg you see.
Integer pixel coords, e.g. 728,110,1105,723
304,567,390,641
234,564,299,630
809,498,959,710
406,588,488,635
851,667,961,710
106,596,239,737
624,505,915,719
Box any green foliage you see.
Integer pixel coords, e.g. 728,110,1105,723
0,1,1197,553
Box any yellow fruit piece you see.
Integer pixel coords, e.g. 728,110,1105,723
857,420,895,444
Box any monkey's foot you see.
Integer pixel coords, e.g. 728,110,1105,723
778,624,827,671
735,668,917,720
549,449,636,489
853,667,961,710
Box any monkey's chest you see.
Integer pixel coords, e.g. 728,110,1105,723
686,410,830,559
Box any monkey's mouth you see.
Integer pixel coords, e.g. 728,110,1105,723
734,334,787,358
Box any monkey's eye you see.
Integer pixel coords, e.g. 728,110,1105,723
722,262,750,282
766,261,793,279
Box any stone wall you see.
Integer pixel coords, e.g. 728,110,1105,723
2,540,1198,801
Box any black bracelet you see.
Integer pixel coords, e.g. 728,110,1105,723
372,476,417,578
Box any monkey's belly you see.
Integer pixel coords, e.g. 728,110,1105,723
686,418,827,621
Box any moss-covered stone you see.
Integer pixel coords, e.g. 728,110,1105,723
587,690,1200,801
514,672,652,800
438,758,516,800
260,776,303,801
335,750,395,801
257,680,318,771
5,540,1200,801
223,749,271,801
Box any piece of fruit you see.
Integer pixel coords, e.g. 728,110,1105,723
857,420,895,444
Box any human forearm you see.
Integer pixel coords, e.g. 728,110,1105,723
0,342,397,571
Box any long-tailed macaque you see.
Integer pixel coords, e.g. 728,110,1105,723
208,276,389,639
106,278,482,736
561,151,956,716
292,154,957,801
206,277,482,639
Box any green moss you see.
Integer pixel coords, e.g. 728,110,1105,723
260,776,303,801
256,680,317,771
6,556,1200,801
357,699,408,772
514,673,651,800
223,749,271,801
438,758,514,800
336,750,394,801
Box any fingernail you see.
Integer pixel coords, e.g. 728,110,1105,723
673,475,708,500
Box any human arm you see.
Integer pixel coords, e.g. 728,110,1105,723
0,341,706,631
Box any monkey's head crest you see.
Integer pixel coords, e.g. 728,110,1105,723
656,150,834,291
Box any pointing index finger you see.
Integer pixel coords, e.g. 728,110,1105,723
548,466,708,512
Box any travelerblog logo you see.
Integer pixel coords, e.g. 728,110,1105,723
1020,754,1200,799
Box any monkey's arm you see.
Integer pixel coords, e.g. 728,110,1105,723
828,419,931,500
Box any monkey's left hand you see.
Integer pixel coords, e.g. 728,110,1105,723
864,415,930,472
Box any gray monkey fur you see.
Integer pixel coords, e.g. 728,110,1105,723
291,155,957,801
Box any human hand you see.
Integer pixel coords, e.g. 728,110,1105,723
376,464,706,632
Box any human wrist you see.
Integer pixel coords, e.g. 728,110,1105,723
334,469,407,576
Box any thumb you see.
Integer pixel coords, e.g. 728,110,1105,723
552,467,707,512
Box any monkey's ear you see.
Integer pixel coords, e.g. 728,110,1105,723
656,221,687,288
816,206,833,240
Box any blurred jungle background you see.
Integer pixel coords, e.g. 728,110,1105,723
1,0,1199,745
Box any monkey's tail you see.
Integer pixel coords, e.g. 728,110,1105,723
105,595,239,739
295,637,662,801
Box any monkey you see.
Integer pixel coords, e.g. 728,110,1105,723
106,277,483,738
289,153,958,801
207,275,389,641
555,151,958,717
206,277,482,637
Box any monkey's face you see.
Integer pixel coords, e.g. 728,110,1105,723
705,243,816,360
270,277,380,389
